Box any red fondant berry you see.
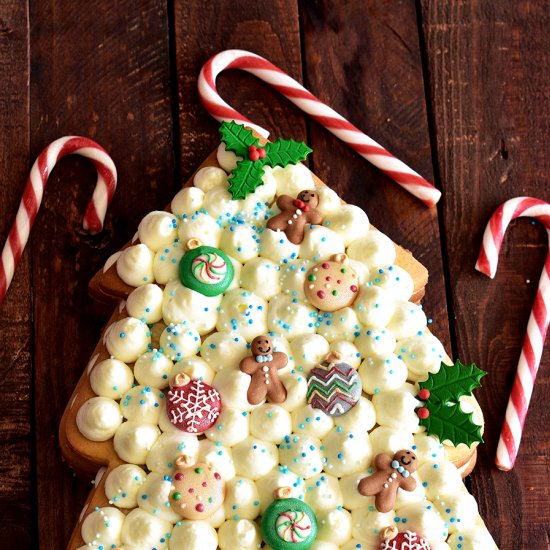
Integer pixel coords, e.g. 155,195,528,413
417,407,430,419
418,388,431,401
257,147,266,159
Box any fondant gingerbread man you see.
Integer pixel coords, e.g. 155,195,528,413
358,450,418,512
267,189,323,244
239,335,288,404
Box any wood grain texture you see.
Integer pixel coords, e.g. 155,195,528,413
299,0,451,353
173,0,308,179
0,0,32,546
28,0,174,546
0,0,548,547
420,1,550,548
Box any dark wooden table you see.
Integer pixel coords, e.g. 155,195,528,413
0,1,548,548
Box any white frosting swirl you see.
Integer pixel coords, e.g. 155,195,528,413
232,436,279,479
116,243,155,287
89,358,134,399
205,406,250,447
126,283,164,324
81,507,125,547
322,427,372,477
171,186,204,215
279,433,324,479
240,257,281,300
138,211,178,252
249,404,292,444
218,519,261,550
169,520,218,550
159,322,200,361
223,477,261,520
194,166,228,192
145,431,199,474
324,205,369,245
120,508,172,548
162,280,220,334
272,163,315,196
178,211,222,247
347,230,396,268
133,350,174,388
104,463,147,508
300,225,345,261
104,317,150,363
76,397,122,441
113,420,160,464
200,331,248,371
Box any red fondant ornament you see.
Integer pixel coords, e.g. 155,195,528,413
379,527,431,550
166,373,221,434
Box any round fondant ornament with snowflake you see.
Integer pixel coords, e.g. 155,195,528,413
166,373,222,434
378,526,431,550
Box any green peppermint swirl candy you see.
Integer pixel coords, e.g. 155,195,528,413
179,245,234,297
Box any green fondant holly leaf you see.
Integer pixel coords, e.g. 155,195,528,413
419,360,486,404
263,139,313,168
227,160,266,201
219,121,259,156
218,121,313,200
418,402,484,447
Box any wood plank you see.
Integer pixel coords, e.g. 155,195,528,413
0,0,32,546
299,1,450,349
173,0,308,179
420,1,550,548
28,1,175,545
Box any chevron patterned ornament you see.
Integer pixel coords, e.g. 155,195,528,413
306,357,362,417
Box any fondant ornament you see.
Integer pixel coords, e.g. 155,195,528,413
169,455,225,519
306,351,361,416
239,335,288,405
379,526,431,550
178,238,234,296
267,189,323,244
166,373,222,433
358,450,418,512
304,253,359,311
261,487,318,550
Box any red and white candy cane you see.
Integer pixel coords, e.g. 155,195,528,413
198,49,441,208
0,136,117,305
476,196,550,471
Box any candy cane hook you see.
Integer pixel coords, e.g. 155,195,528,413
0,136,117,305
476,196,550,471
198,49,441,208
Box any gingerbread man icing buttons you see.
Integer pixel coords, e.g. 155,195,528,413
169,455,225,520
239,335,288,405
166,373,222,434
357,450,418,513
178,238,234,297
261,487,318,550
267,189,323,244
306,351,361,416
304,253,359,311
379,526,431,550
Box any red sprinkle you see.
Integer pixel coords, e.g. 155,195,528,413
417,407,430,419
174,473,184,481
325,276,331,281
418,388,431,401
188,488,194,493
202,481,207,487
321,263,330,269
195,503,205,513
350,285,358,292
214,472,221,480
337,279,342,284
317,290,325,299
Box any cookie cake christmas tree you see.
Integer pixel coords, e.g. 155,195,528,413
57,120,498,550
